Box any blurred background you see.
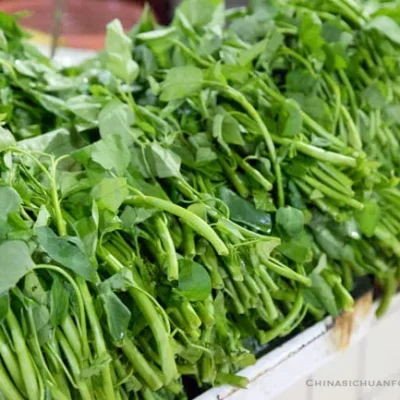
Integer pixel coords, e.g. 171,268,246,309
0,0,247,50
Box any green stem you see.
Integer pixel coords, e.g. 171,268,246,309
6,310,39,400
233,279,253,309
255,77,346,148
376,272,397,318
334,283,354,311
318,162,353,187
225,279,245,314
34,265,88,360
182,223,196,258
259,290,304,344
204,81,285,207
219,157,250,198
180,301,202,330
254,275,278,321
125,195,229,255
56,330,92,400
50,158,67,236
172,40,212,68
0,330,26,395
328,0,363,27
323,72,341,134
76,277,116,400
154,215,179,280
279,46,317,77
122,341,163,391
340,105,362,150
311,167,354,196
271,135,357,167
294,179,342,220
375,225,400,257
337,70,359,129
233,153,273,191
303,175,364,210
0,360,24,400
200,245,224,289
60,316,83,359
258,256,311,286
258,266,279,292
99,248,178,385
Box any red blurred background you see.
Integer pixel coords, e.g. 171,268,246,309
0,0,170,49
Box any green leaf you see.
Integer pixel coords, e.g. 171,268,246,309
276,206,305,237
18,128,73,157
195,147,217,165
279,231,313,264
105,19,139,82
255,239,281,261
0,126,15,151
230,14,273,43
36,226,95,281
363,84,386,109
74,217,98,261
50,277,69,326
286,69,320,96
67,95,102,123
176,0,223,28
278,99,303,137
0,241,35,293
92,135,131,176
0,185,21,217
222,114,245,146
160,66,203,101
100,289,131,343
91,177,129,213
366,16,400,45
238,38,268,66
212,114,231,154
177,259,212,301
0,11,26,38
219,187,272,233
147,143,181,178
136,27,178,54
101,269,135,292
356,202,380,237
98,99,135,144
30,92,67,119
253,190,276,212
299,12,325,51
121,206,157,230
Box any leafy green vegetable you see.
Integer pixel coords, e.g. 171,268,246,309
177,260,212,301
0,241,34,293
1,0,400,398
105,20,139,82
36,226,95,280
276,206,305,237
161,66,203,101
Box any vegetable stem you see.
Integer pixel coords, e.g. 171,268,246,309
154,215,179,280
125,195,229,255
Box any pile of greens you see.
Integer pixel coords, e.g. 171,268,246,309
1,0,400,398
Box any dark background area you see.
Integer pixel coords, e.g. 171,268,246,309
0,1,172,49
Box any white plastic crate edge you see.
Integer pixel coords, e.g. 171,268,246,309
195,290,397,400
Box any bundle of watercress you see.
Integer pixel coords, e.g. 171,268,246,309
1,0,400,399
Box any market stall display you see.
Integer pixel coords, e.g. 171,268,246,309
0,0,400,399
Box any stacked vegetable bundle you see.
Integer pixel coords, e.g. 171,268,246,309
1,0,400,398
